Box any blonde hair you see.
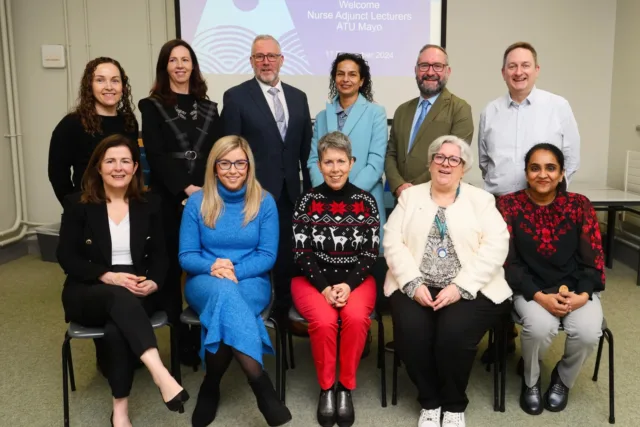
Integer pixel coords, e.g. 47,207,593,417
201,135,265,228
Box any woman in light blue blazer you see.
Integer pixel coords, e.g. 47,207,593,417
308,53,388,246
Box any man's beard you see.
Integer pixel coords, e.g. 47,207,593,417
417,76,447,97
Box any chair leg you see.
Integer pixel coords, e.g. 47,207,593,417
593,334,605,381
66,339,76,392
500,321,507,412
169,324,182,386
486,329,494,373
378,317,387,408
637,251,640,286
288,329,295,370
271,317,284,403
62,335,71,427
392,351,399,406
192,325,200,372
492,328,499,411
605,328,615,424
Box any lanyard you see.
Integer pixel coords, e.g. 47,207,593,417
432,185,460,241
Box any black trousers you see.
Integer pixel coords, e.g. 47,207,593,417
62,275,159,398
154,192,192,350
273,182,296,313
390,288,509,412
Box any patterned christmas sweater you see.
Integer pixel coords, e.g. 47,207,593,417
292,181,380,292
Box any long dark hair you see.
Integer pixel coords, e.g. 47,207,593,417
150,39,208,105
81,134,146,204
328,53,373,102
524,143,567,192
72,57,137,135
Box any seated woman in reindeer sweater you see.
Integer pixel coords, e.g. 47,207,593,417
291,131,380,427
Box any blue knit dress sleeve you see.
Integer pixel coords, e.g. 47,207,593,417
233,193,280,281
178,191,212,275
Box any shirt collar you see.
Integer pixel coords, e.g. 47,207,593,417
506,85,538,108
256,77,284,95
420,92,440,107
334,98,356,115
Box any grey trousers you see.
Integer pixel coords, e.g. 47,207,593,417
513,293,603,388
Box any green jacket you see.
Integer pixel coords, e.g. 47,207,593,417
384,88,473,193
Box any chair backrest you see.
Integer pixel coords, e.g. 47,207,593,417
623,150,640,223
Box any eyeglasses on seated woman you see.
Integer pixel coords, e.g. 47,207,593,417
178,135,291,427
382,135,512,427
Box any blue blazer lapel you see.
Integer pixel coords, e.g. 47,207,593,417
340,94,368,137
325,99,339,132
247,79,282,142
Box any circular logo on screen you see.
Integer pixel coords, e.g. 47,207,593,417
233,0,259,12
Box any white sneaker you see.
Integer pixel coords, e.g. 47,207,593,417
418,407,441,427
442,411,465,427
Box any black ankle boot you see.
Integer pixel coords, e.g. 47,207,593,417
249,372,292,426
520,377,543,415
191,376,221,427
336,383,355,427
544,365,570,412
317,386,336,427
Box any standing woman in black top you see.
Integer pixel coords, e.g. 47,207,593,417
48,57,138,374
48,57,138,204
138,39,222,364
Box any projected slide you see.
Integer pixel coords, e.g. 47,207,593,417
179,0,441,77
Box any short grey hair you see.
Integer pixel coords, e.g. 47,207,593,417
427,135,473,172
317,131,353,161
417,44,449,64
251,35,281,54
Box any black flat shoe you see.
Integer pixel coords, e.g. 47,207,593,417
317,387,336,427
544,365,570,412
520,377,543,415
336,383,354,427
164,389,190,412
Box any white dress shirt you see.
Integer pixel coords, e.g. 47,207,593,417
478,87,580,196
109,213,133,265
256,77,289,125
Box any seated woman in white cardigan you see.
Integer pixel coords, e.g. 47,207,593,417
383,135,513,427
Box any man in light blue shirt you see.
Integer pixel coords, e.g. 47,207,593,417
478,42,580,196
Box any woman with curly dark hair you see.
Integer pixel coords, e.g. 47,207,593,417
307,52,388,245
48,57,138,205
138,39,222,367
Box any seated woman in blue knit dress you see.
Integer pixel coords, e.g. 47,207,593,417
291,131,380,427
178,135,292,427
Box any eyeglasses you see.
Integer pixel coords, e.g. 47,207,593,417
432,153,463,167
252,53,282,62
216,160,249,170
417,62,448,72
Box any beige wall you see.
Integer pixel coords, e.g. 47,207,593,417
445,0,617,185
607,0,640,189
0,0,621,226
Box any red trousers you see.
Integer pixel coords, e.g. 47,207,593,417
291,276,376,390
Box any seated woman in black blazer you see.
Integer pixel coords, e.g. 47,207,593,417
57,134,189,426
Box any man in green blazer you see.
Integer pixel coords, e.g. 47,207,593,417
385,44,473,197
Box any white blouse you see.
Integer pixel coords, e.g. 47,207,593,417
109,213,133,265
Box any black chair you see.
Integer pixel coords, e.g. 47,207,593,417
61,311,180,427
179,284,285,402
285,306,386,406
495,312,615,423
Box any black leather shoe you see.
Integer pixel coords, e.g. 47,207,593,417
544,366,570,412
520,377,543,415
317,387,336,427
336,383,355,427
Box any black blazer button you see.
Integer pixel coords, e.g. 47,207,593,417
85,239,92,245
146,236,151,240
